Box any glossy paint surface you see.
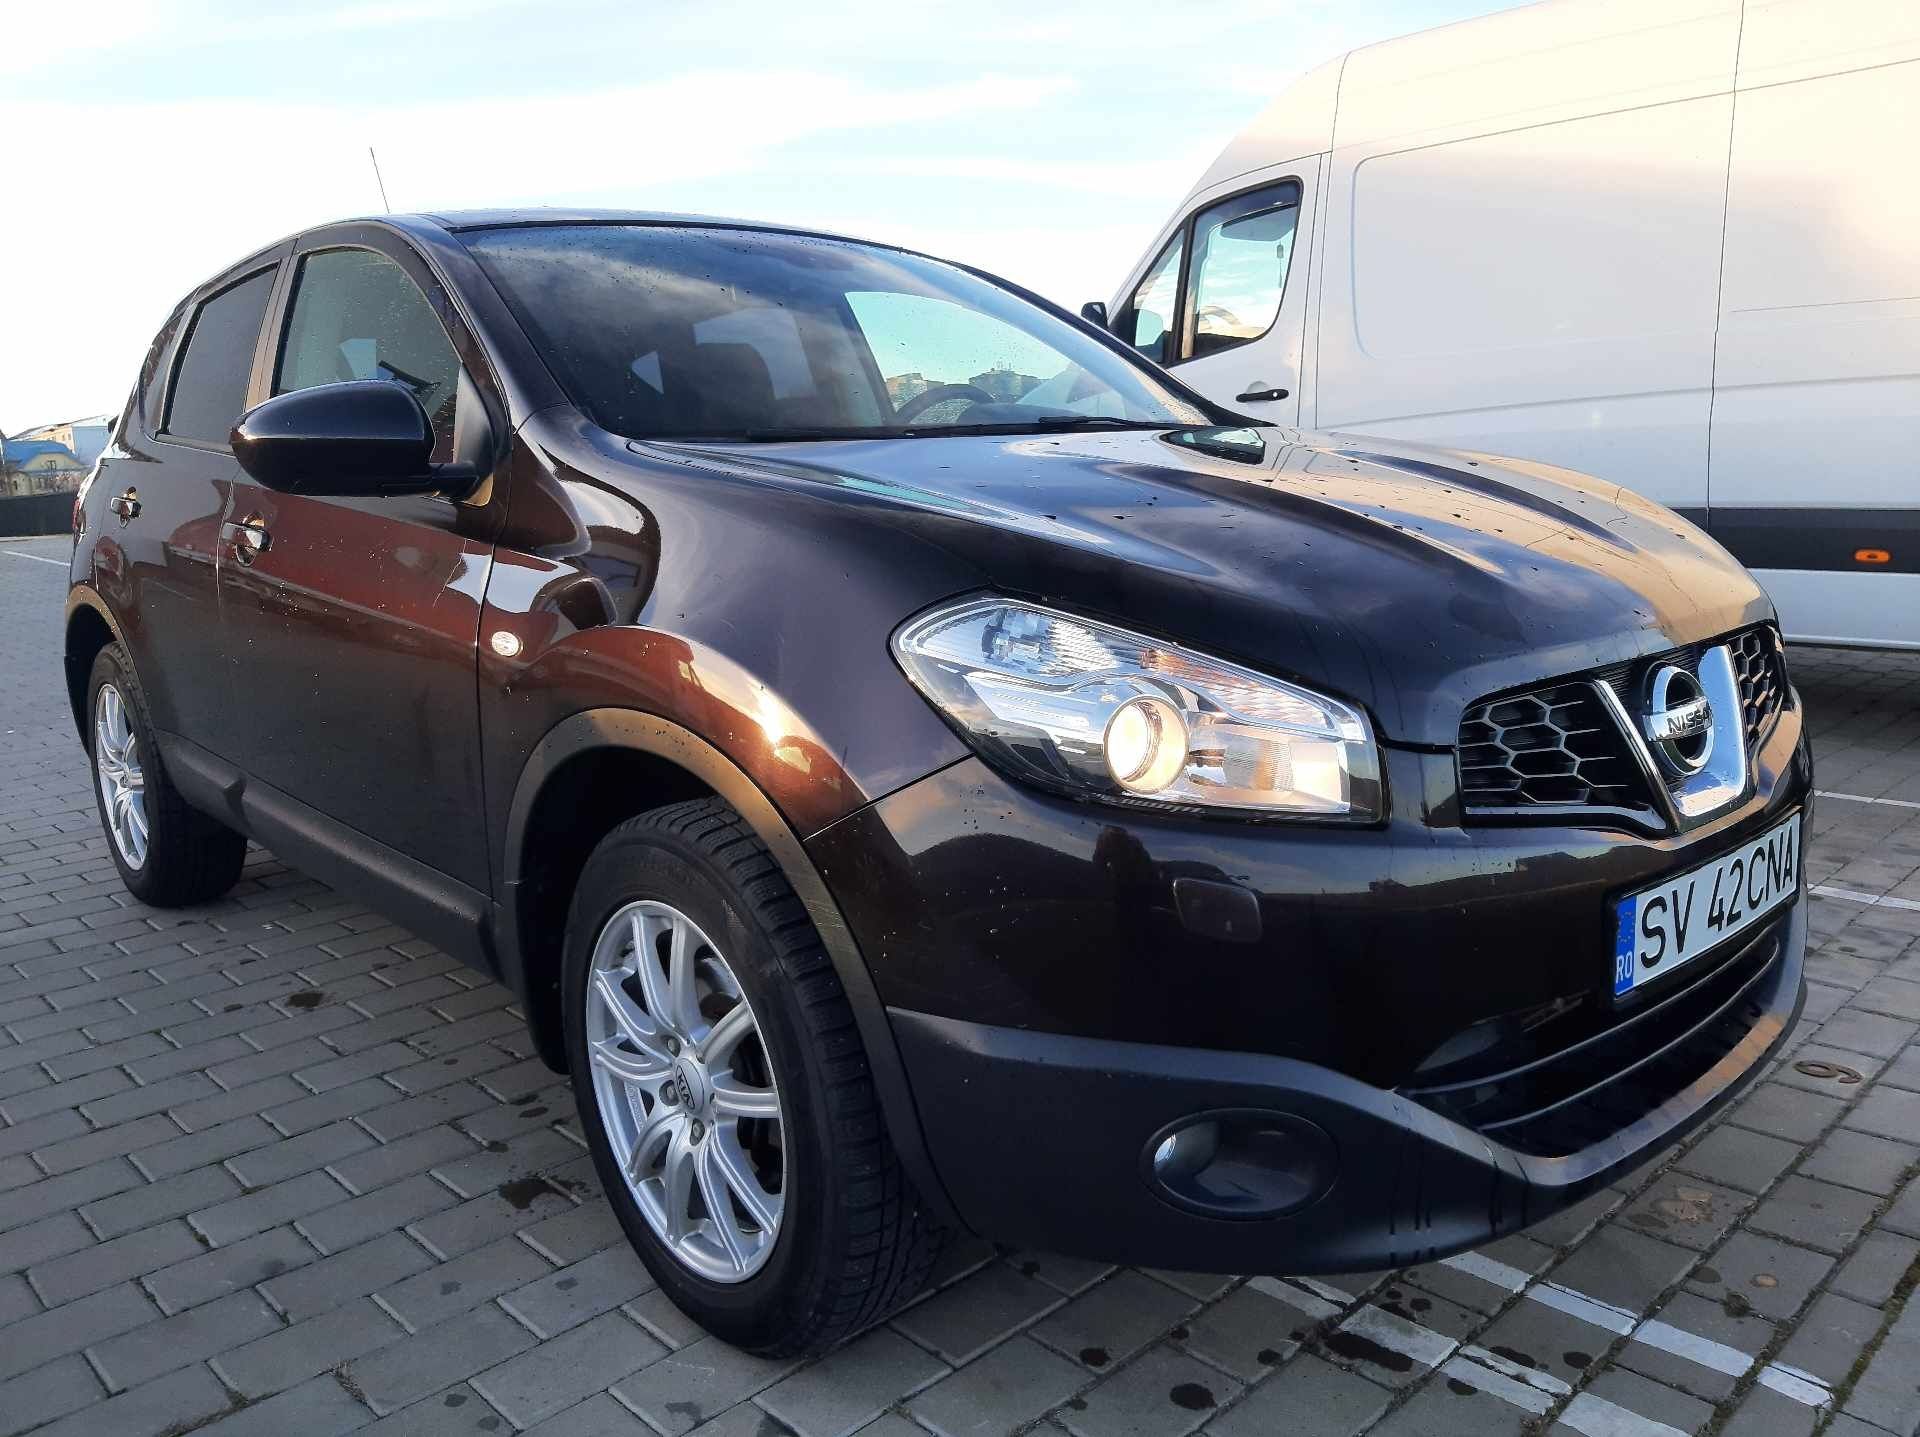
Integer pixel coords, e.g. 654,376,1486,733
810,704,1808,1089
218,483,501,888
64,214,1812,1266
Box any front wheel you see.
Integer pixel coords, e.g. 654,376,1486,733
87,645,246,907
562,798,946,1356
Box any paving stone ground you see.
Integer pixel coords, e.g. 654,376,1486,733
4,531,1920,1437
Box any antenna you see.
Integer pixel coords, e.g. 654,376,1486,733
368,146,392,213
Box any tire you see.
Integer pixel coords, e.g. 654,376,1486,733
562,797,947,1356
86,644,247,907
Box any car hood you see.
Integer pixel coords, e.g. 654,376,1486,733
652,425,1772,748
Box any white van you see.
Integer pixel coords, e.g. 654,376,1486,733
1101,0,1920,648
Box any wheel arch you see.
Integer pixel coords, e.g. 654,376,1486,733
498,707,961,1227
64,586,126,745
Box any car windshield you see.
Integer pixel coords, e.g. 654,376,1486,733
460,223,1211,441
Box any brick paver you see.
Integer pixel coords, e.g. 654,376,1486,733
4,535,1920,1435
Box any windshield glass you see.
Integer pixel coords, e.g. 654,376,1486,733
460,224,1210,441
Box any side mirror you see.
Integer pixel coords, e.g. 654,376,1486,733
1080,300,1109,328
231,380,438,496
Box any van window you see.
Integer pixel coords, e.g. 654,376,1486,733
1120,235,1183,365
1185,184,1300,360
277,248,461,460
163,269,276,446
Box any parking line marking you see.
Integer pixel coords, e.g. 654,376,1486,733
1816,788,1920,812
1629,1319,1750,1376
3,549,65,566
1757,1362,1834,1407
1813,883,1920,913
1458,1344,1574,1396
1558,1390,1689,1437
1442,1249,1531,1292
1292,1276,1355,1305
1336,1303,1458,1369
1529,1282,1639,1335
1441,1354,1557,1414
1247,1276,1342,1321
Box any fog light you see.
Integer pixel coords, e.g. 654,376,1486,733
1143,1110,1335,1220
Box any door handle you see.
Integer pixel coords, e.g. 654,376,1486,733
107,488,140,521
226,515,271,565
1235,384,1290,403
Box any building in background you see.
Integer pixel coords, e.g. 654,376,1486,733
2,414,111,497
969,367,1041,403
14,415,112,467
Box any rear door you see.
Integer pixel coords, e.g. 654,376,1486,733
92,256,282,755
217,228,506,890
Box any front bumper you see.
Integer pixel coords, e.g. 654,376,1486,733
807,692,1812,1271
886,898,1801,1272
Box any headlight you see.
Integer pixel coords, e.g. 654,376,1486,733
892,597,1381,819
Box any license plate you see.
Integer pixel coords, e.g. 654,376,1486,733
1614,813,1800,998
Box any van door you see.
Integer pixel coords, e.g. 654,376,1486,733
1111,159,1321,425
1708,0,1920,646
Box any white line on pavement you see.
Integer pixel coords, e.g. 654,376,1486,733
1757,1363,1835,1406
1813,883,1920,913
1246,1276,1343,1322
1529,1282,1639,1336
1816,788,1920,812
1442,1249,1531,1293
1629,1319,1749,1376
1441,1354,1558,1415
1336,1303,1459,1369
1558,1390,1690,1437
1458,1344,1574,1397
3,549,65,566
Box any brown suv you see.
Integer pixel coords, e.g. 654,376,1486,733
65,211,1808,1355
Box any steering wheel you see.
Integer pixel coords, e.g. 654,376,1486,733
893,382,999,425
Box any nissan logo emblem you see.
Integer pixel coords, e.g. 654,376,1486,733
1643,664,1714,776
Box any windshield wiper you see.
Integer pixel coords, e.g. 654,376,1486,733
990,415,1190,432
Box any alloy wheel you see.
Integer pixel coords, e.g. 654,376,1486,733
94,683,148,870
585,899,785,1283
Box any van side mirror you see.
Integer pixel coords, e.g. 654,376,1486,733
231,381,444,497
1080,300,1109,328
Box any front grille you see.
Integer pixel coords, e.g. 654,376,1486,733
1458,625,1787,818
1459,685,1644,810
1401,914,1788,1157
1729,629,1786,746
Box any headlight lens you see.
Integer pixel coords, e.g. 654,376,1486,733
892,597,1381,818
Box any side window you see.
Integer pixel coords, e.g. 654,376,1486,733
276,248,461,461
138,308,184,436
1119,235,1183,364
163,269,276,446
1184,183,1300,361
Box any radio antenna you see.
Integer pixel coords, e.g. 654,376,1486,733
368,146,392,213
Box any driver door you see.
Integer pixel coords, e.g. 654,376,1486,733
1116,158,1322,425
217,230,505,891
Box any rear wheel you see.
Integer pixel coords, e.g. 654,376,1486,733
87,645,246,906
562,797,946,1355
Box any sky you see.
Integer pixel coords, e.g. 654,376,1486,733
0,0,1511,433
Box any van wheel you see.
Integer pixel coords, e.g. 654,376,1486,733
562,797,946,1356
86,645,247,906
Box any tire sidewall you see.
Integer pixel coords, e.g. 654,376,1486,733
562,825,841,1344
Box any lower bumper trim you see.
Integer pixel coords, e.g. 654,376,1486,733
888,898,1804,1274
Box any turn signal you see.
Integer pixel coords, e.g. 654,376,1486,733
1854,548,1891,566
